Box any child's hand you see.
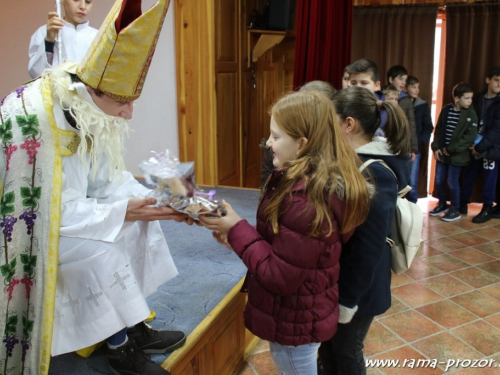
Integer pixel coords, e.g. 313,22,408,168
198,200,242,236
46,12,65,43
212,231,232,249
433,149,442,161
442,147,450,156
469,146,480,155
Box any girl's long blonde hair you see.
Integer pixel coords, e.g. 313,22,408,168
264,91,371,236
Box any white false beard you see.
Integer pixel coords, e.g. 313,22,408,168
46,66,131,180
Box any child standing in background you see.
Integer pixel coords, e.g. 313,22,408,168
382,84,399,104
430,83,478,222
460,66,500,223
405,76,434,203
28,0,98,78
200,91,371,374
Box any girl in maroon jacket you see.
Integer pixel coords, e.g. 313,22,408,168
199,91,372,374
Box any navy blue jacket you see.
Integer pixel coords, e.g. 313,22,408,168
338,142,410,317
474,90,500,161
413,98,434,152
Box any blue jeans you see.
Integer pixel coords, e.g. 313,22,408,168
318,315,374,375
461,157,499,206
407,153,421,203
435,161,462,207
269,341,321,375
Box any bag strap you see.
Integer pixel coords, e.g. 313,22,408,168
360,159,410,248
360,159,410,197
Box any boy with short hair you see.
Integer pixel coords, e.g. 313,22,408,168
382,84,399,104
387,65,419,155
406,75,434,203
342,67,351,89
346,58,381,94
460,66,500,223
28,0,98,78
430,83,478,222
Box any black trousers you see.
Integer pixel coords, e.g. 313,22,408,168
318,315,374,375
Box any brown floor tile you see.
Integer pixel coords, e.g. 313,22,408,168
416,244,443,259
418,274,474,297
450,248,496,265
477,260,500,278
451,267,500,288
480,283,500,301
416,300,477,329
452,320,500,356
378,296,410,318
390,272,414,288
450,217,494,231
380,310,442,342
449,232,490,247
425,236,468,253
363,321,405,357
391,283,443,308
403,259,444,280
431,222,467,237
252,339,270,353
420,229,442,241
237,365,256,375
370,346,442,375
246,351,279,375
424,254,470,272
473,241,500,258
452,352,500,374
471,227,500,241
412,332,483,365
451,290,500,318
486,313,500,329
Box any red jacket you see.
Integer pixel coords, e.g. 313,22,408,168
227,170,351,346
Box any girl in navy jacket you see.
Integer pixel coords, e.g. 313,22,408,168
319,86,411,375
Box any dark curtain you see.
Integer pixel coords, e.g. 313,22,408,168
293,0,352,90
352,4,438,198
442,2,500,204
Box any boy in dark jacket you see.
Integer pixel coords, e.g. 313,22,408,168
387,65,419,155
406,76,434,203
430,83,478,222
460,66,500,223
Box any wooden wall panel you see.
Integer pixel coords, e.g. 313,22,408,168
217,73,240,186
175,0,217,186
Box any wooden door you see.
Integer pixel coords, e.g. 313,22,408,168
216,0,241,186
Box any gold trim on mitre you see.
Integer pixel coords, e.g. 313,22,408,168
76,0,171,101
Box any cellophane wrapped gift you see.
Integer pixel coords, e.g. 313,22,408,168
139,150,225,218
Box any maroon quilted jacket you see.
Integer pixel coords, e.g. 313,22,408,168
227,170,352,346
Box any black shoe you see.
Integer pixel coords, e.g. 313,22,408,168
492,205,500,219
442,206,461,222
459,202,468,215
472,206,494,224
108,339,171,375
127,322,186,354
430,202,449,217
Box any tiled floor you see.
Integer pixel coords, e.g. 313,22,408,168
237,198,500,375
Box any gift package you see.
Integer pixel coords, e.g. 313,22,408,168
139,150,225,218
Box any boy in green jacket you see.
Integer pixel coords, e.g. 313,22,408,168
430,83,478,222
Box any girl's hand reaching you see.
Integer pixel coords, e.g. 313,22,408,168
198,200,242,236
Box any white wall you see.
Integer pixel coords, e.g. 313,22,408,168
0,0,179,176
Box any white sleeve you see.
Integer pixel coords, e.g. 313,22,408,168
28,26,52,78
60,159,152,242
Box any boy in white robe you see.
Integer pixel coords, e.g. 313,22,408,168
28,0,98,78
